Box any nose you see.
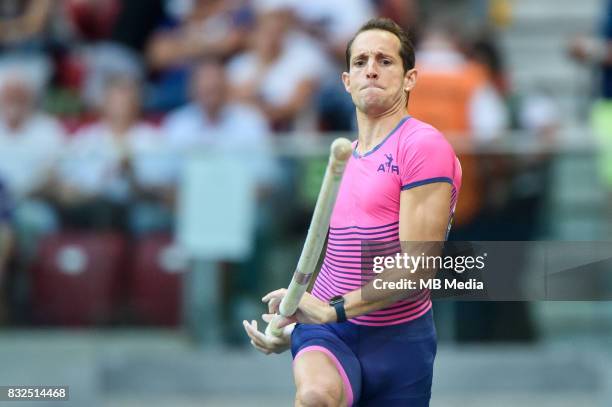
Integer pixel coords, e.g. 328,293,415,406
365,60,378,79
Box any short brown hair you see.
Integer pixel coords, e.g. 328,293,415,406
345,18,415,73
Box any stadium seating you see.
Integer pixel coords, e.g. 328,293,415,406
30,232,127,326
128,233,185,326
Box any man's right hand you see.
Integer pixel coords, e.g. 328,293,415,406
242,315,294,355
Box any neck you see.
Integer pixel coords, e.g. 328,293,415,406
1,113,29,132
356,99,408,153
108,118,134,136
204,105,223,123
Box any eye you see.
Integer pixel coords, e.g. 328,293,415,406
381,59,391,66
354,59,365,67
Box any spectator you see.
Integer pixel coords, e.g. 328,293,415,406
470,27,511,98
147,0,250,69
65,0,165,50
164,58,278,188
0,68,64,261
0,0,54,105
283,0,375,63
375,0,420,43
409,22,508,229
163,58,279,341
227,5,331,131
145,0,252,110
57,75,171,233
410,23,538,343
63,0,166,108
279,0,375,131
0,0,52,49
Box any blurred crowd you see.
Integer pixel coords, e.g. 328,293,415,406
2,0,605,337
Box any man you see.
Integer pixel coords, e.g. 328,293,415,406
165,57,279,339
57,75,171,233
0,68,64,262
244,18,461,406
409,22,507,229
227,4,331,131
163,58,278,188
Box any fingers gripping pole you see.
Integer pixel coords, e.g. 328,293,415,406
266,138,353,336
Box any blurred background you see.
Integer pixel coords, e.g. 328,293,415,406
1,0,612,405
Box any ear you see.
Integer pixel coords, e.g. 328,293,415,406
403,68,418,93
341,71,351,94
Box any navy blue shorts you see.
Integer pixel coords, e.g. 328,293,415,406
291,309,437,407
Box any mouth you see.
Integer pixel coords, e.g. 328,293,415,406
361,85,384,91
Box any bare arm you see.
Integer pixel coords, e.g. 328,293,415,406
342,182,452,319
0,0,52,43
271,181,453,327
147,28,246,70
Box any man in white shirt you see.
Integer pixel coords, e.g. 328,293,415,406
0,69,64,261
164,58,278,188
226,6,332,131
164,59,280,340
0,72,64,200
57,75,172,233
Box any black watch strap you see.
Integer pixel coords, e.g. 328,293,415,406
329,296,347,323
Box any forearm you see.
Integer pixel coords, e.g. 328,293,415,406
148,31,244,69
263,81,316,123
0,0,50,43
343,286,398,320
342,251,439,319
344,242,442,318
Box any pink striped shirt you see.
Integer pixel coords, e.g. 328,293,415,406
311,116,462,326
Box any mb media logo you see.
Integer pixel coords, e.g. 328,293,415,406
378,153,399,174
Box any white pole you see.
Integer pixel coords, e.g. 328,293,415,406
266,138,352,336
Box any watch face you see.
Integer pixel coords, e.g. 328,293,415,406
330,296,343,305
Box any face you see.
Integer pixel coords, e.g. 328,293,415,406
342,30,417,116
103,82,140,123
0,81,33,129
193,62,227,113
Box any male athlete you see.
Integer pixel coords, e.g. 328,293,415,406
244,18,461,406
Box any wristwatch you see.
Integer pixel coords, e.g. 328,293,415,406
329,295,347,323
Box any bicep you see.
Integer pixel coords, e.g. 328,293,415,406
399,182,453,241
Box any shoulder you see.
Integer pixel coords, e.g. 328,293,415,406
397,118,456,159
163,104,199,129
165,104,198,121
68,122,108,150
73,121,103,137
131,121,160,137
128,122,161,146
226,103,265,121
31,113,66,138
162,105,203,146
224,103,270,133
399,118,451,147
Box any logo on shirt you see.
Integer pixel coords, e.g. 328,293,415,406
377,153,399,175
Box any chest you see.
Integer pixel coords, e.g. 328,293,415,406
333,151,402,226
